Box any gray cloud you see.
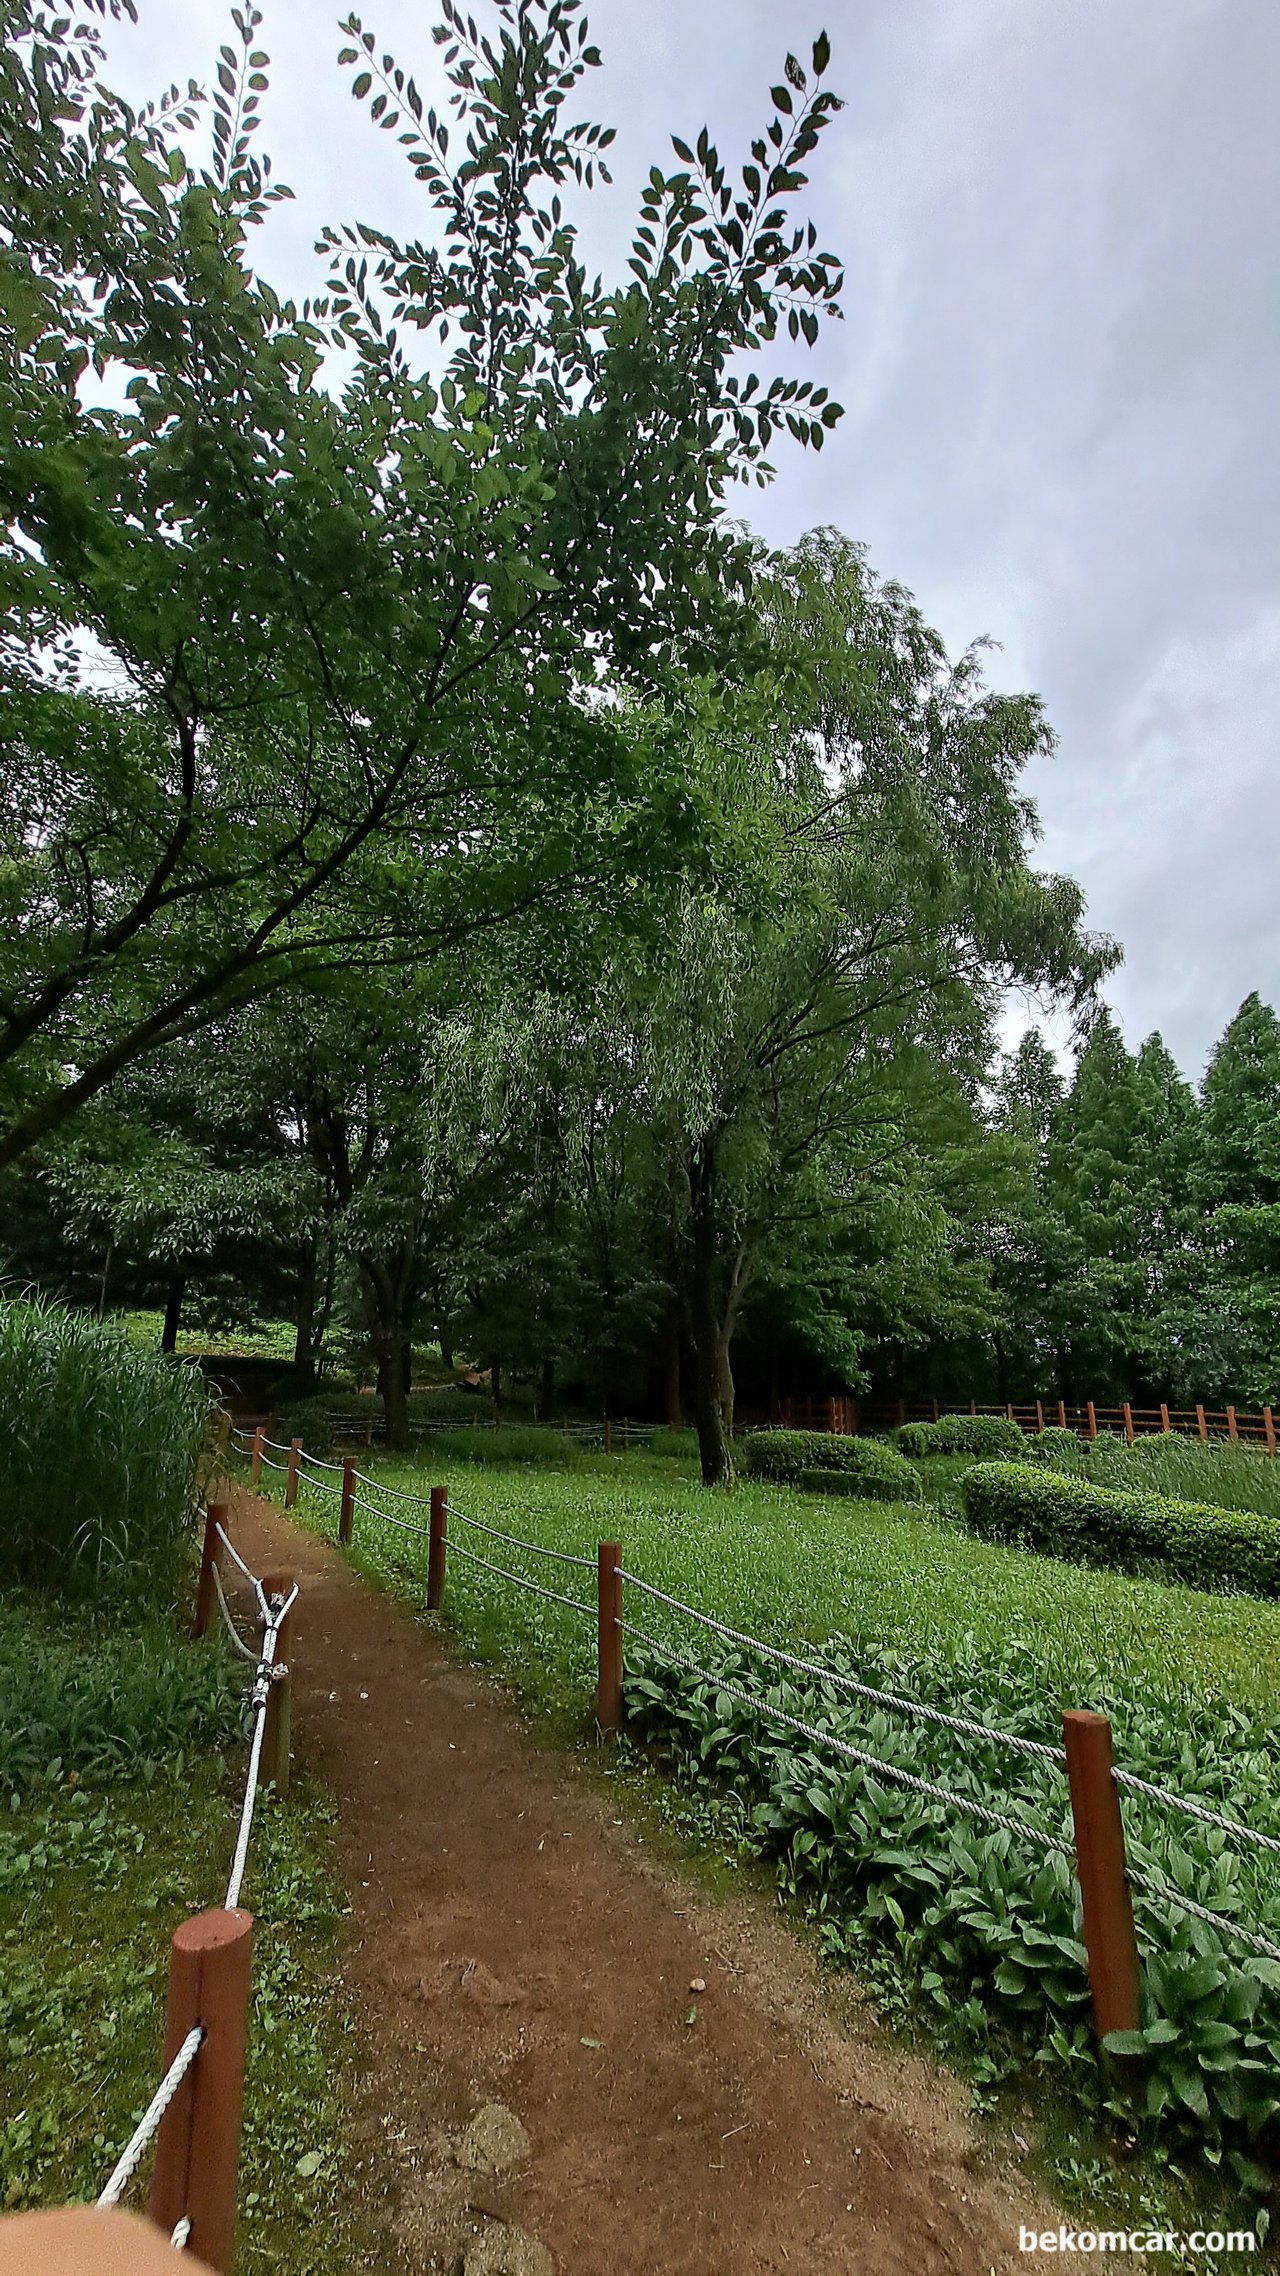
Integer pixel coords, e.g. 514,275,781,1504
102,0,1280,1078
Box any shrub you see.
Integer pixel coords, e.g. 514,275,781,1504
961,1462,1280,1598
897,1413,1029,1460
0,1296,212,1611
740,1430,920,1501
797,1462,922,1505
1029,1426,1082,1469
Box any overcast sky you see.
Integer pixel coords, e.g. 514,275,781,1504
103,0,1279,1088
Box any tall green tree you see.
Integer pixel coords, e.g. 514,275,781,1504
1,0,847,1166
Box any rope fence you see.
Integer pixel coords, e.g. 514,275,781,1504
230,1422,1280,2073
67,1504,306,2270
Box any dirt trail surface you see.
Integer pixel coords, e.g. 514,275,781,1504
227,1487,1085,2275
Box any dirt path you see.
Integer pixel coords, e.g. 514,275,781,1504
227,1487,1083,2275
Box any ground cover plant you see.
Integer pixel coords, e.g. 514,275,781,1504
279,1445,1280,2222
740,1428,921,1500
0,1594,387,2270
0,1297,211,1611
962,1462,1280,1599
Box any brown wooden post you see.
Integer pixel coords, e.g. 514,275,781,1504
603,1417,612,1456
147,1908,254,2271
596,1541,623,1733
260,1573,294,1799
1062,1710,1140,2042
1058,1400,1067,1430
1265,1407,1276,1457
1122,1401,1134,1445
622,1416,630,1451
193,1502,226,1640
338,1458,355,1546
1035,1400,1044,1432
1086,1400,1097,1441
970,1397,977,1416
249,1427,263,1489
427,1486,447,1611
1006,1401,1014,1422
1226,1405,1238,1441
285,1438,301,1509
1159,1403,1170,1433
931,1397,940,1423
1196,1402,1208,1441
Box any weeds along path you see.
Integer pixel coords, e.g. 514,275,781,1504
224,1484,1085,2276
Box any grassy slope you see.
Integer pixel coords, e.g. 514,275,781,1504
294,1449,1280,1723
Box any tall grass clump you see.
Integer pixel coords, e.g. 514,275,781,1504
1085,1432,1280,1523
0,1296,212,1611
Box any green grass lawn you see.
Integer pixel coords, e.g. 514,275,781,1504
0,1603,389,2271
293,1447,1280,1726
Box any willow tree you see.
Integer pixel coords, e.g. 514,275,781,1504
642,532,1117,1485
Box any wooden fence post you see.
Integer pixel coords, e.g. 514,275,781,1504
969,1398,977,1416
249,1428,264,1489
1062,1710,1140,2043
147,1908,254,2272
1159,1403,1170,1433
603,1418,612,1456
1057,1400,1067,1430
193,1502,226,1640
260,1574,294,1799
596,1541,623,1733
1006,1402,1014,1422
931,1397,940,1423
338,1458,355,1547
285,1439,301,1509
1035,1400,1044,1433
1086,1401,1097,1441
428,1486,447,1611
1122,1402,1134,1445
1226,1405,1238,1441
1196,1403,1208,1441
622,1416,630,1451
1265,1407,1276,1457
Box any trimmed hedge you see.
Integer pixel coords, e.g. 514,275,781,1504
897,1413,1029,1460
740,1430,921,1502
797,1464,922,1504
1028,1426,1081,1469
960,1461,1280,1598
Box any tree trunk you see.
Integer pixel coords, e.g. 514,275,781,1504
362,1259,412,1452
160,1273,185,1354
663,1294,683,1428
686,1141,733,1486
438,1323,454,1371
293,1239,318,1387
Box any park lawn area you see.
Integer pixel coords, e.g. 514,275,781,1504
0,1605,386,2273
292,1448,1280,1730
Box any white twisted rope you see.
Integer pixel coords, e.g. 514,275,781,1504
445,1503,595,1570
448,1536,594,1618
211,1559,259,1663
214,1523,269,1622
350,1493,430,1539
1114,1767,1280,1858
171,2218,192,2249
224,1582,298,1912
96,2026,204,2207
624,1623,1072,1854
1132,1871,1280,1966
616,1570,1067,1766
